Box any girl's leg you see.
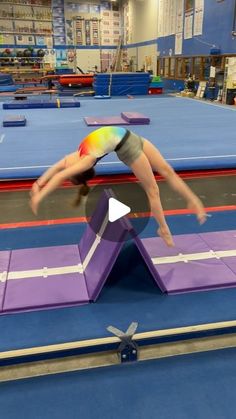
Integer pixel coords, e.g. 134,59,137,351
142,139,206,224
130,152,174,247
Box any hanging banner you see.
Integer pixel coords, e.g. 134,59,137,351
175,32,183,55
170,0,177,35
176,0,184,34
157,0,164,37
194,0,204,36
163,0,170,37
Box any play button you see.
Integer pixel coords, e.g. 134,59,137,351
108,198,131,222
85,182,150,242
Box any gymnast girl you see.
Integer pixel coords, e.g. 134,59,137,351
30,127,206,247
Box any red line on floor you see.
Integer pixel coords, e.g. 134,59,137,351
1,205,236,230
1,169,236,191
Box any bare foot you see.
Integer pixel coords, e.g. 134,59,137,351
158,226,175,247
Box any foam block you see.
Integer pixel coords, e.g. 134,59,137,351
2,98,80,110
3,115,26,127
121,112,150,124
84,113,150,126
84,116,130,126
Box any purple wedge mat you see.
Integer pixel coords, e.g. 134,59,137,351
121,112,150,124
141,234,236,294
79,189,111,263
3,245,89,313
80,189,130,301
0,251,11,312
84,116,129,126
200,230,236,275
130,232,165,292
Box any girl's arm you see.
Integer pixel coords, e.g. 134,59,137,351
31,158,66,196
36,158,66,187
30,155,95,214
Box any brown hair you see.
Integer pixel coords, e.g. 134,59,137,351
70,168,95,206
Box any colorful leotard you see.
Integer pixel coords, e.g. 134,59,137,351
78,126,128,159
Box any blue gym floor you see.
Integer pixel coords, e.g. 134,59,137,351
0,96,236,179
0,209,236,353
1,348,236,419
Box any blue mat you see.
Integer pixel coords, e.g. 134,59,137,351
1,349,236,419
0,210,236,353
2,98,80,109
0,97,235,179
3,115,26,127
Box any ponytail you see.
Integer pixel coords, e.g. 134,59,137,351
73,183,90,207
70,168,95,207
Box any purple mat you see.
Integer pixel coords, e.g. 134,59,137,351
84,116,129,126
0,190,131,313
140,232,236,294
0,251,11,312
3,245,89,312
80,189,129,301
1,188,236,314
121,112,150,124
200,230,236,275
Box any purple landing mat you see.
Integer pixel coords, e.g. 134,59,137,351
140,233,236,294
121,112,150,124
80,189,131,301
3,245,89,313
0,251,11,312
200,230,236,275
84,116,130,126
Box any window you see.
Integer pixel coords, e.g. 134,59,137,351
164,58,169,77
193,57,201,79
176,58,183,78
183,57,192,77
170,58,175,77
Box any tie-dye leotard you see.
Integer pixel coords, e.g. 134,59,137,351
78,126,128,160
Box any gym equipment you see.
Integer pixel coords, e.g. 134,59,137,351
84,112,150,126
3,98,81,109
3,115,26,127
121,112,150,124
94,72,150,96
1,190,236,314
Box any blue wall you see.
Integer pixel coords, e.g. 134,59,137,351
157,0,236,56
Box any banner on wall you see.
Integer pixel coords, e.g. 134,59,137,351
176,0,184,34
194,0,204,36
157,0,164,37
163,0,170,36
184,0,193,39
170,0,177,35
175,32,183,54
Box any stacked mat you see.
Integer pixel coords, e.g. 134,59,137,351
84,112,150,126
149,75,163,95
93,72,150,96
2,98,80,109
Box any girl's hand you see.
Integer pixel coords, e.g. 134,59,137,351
30,194,40,215
158,224,174,247
187,197,207,225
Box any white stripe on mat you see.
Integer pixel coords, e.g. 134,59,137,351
152,249,236,265
1,249,236,282
0,215,110,283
